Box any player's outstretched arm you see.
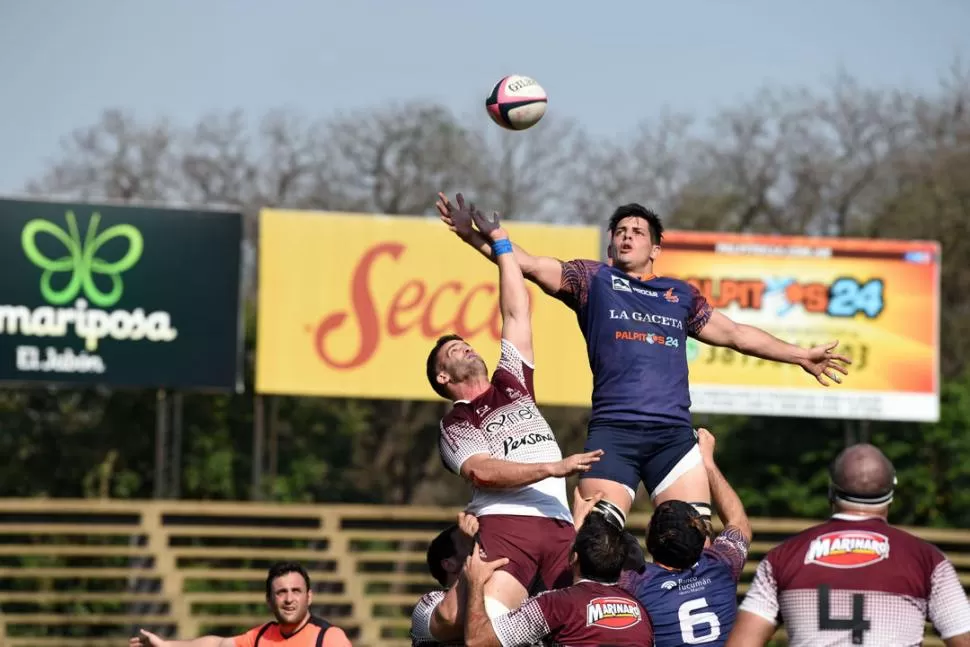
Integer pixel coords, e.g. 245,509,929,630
130,630,234,647
695,310,852,386
459,451,603,490
436,192,565,296
467,205,533,363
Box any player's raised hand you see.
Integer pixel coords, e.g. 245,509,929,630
129,629,165,647
552,449,605,477
468,203,506,241
435,192,475,239
571,487,604,530
457,509,479,538
463,541,509,587
800,340,852,386
696,427,716,465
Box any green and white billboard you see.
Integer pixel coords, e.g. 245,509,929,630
0,198,243,390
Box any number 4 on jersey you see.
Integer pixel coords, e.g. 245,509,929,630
679,597,721,644
817,584,870,645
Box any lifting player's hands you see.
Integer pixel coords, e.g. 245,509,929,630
696,427,716,466
457,509,479,539
464,541,509,588
435,192,475,240
551,449,605,478
129,629,165,647
571,486,605,531
799,340,852,386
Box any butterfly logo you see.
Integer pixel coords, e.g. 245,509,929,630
21,211,143,308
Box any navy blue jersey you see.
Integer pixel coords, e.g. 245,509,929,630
620,527,749,647
556,260,713,427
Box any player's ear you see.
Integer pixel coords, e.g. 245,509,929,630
436,371,450,386
442,556,460,575
649,244,661,262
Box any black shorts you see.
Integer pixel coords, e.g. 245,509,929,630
580,423,700,498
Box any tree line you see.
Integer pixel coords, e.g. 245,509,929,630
1,67,968,528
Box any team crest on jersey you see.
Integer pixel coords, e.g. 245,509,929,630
804,530,891,569
504,387,522,399
611,276,632,292
586,596,642,629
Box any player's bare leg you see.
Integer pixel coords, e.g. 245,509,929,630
651,460,711,517
482,570,528,618
578,477,635,518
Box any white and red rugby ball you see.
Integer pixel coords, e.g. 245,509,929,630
485,75,548,131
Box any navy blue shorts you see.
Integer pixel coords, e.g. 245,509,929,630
580,423,699,498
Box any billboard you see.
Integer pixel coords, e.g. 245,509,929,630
660,231,940,422
0,199,244,391
256,209,599,406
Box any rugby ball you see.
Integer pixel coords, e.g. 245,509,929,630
485,75,548,131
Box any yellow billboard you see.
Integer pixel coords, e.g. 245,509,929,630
256,210,600,406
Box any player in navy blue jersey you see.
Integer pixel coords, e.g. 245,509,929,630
436,192,851,522
620,427,752,647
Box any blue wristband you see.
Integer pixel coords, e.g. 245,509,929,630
492,238,513,256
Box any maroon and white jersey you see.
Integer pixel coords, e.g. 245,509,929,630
438,340,571,522
490,580,653,646
739,514,970,646
409,590,462,646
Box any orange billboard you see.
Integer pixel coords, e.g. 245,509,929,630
256,210,600,406
661,231,940,422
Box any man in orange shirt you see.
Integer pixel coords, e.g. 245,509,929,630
131,562,352,647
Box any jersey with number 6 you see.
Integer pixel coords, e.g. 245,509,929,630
620,526,749,647
739,514,970,646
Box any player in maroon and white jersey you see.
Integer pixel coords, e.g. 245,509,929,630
726,443,970,647
410,513,478,646
462,512,653,647
426,206,604,621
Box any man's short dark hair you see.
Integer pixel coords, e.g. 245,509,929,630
265,561,311,598
573,512,627,582
426,524,459,587
426,334,463,400
621,531,647,573
608,204,664,246
647,500,707,570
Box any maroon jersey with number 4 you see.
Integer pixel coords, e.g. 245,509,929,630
490,580,653,646
739,514,970,646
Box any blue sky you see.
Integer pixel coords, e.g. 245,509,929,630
1,0,967,193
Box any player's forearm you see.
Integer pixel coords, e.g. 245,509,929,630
460,232,545,284
430,577,466,641
705,458,752,542
733,323,808,364
463,583,500,647
465,457,557,489
495,237,531,323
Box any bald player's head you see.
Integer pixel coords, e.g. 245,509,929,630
828,443,896,514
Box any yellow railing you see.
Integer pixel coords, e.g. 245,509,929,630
0,499,967,647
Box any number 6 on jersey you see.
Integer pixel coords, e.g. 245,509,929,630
679,597,722,644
